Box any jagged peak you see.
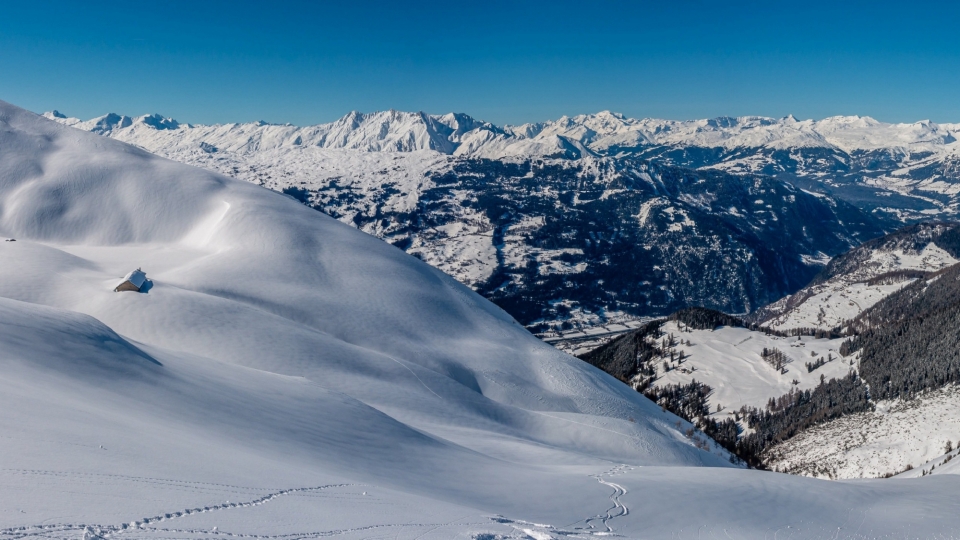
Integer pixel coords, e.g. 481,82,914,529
45,105,960,159
137,113,180,130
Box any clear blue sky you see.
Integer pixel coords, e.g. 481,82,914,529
1,1,958,125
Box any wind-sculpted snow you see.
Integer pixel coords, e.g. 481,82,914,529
6,100,960,536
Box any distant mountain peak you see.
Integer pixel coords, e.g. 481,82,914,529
46,107,960,158
137,113,180,130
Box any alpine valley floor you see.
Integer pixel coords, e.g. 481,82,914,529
2,101,960,538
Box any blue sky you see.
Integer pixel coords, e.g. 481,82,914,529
1,1,958,125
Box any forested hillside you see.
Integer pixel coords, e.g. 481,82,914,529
579,308,863,467
846,262,960,400
754,222,960,332
582,238,960,474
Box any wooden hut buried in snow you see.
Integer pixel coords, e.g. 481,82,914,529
115,269,147,292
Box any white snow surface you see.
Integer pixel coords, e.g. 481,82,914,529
766,385,960,480
646,322,853,414
2,101,960,536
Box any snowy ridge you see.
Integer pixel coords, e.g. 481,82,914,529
757,223,960,332
48,109,501,154
46,109,960,159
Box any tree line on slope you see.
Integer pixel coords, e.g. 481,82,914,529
580,223,960,470
844,262,960,400
737,372,872,467
579,307,864,468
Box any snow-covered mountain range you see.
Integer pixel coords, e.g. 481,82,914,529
47,108,960,223
12,99,960,534
47,108,960,225
46,108,960,161
48,109,902,330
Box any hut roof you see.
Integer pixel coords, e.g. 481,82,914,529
120,268,147,289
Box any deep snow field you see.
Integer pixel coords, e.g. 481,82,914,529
3,101,960,537
650,321,853,413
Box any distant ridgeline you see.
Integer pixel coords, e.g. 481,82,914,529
582,244,960,470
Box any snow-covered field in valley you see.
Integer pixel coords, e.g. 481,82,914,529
4,101,960,537
648,322,852,413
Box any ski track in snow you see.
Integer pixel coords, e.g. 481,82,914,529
487,465,634,539
0,484,359,540
0,472,559,540
0,482,502,540
581,465,630,535
584,465,633,534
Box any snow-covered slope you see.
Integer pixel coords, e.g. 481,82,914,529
766,384,960,479
757,222,960,332
7,101,960,534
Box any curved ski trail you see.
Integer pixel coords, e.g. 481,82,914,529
575,464,631,536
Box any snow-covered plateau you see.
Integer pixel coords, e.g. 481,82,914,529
4,101,960,535
646,321,852,413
